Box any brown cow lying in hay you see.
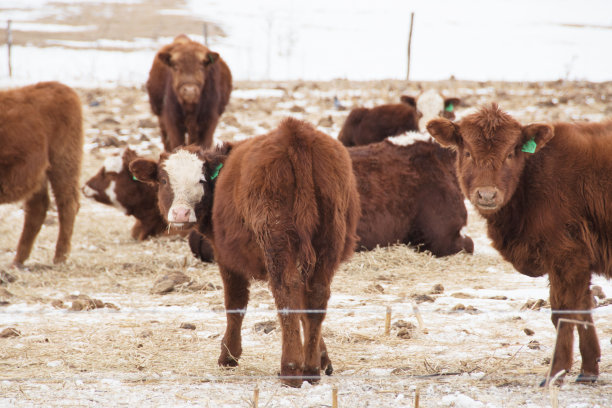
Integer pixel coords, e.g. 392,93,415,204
147,34,232,151
83,148,214,260
350,138,473,256
428,104,612,385
0,81,83,267
130,118,360,387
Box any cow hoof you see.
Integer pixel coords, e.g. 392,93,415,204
218,357,239,368
53,255,68,264
576,373,597,384
325,362,334,376
539,374,565,387
10,262,27,271
303,367,321,384
279,363,303,388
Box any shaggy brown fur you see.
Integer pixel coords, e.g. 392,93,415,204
428,104,612,384
130,118,360,387
338,101,420,147
350,139,473,256
147,34,232,151
0,82,83,267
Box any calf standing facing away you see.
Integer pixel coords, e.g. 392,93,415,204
428,104,612,384
131,118,360,387
147,34,232,151
350,139,473,256
0,82,83,267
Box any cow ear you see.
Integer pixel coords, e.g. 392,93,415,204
158,51,173,67
521,123,554,154
399,95,417,108
122,148,137,167
205,52,219,66
444,97,460,112
129,158,158,184
427,118,462,148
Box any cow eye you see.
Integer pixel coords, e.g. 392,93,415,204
506,151,514,161
161,178,167,185
199,176,206,184
464,151,471,158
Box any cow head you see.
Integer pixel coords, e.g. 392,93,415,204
157,35,220,108
427,104,553,215
82,148,142,214
129,143,231,229
415,90,461,131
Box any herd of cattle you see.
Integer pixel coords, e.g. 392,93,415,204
1,34,611,388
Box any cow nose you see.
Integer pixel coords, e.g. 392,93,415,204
171,207,191,223
179,84,199,102
475,187,499,208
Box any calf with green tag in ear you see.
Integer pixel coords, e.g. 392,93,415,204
427,103,612,386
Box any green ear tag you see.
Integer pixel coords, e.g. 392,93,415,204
521,138,537,154
445,103,454,112
132,175,139,181
210,163,223,180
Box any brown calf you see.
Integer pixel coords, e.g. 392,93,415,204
350,139,473,256
339,91,460,147
130,118,360,387
0,82,83,267
147,34,232,151
83,148,213,259
428,104,612,384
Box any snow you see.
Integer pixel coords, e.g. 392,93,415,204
1,0,611,87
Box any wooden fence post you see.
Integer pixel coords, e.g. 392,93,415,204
7,19,12,77
406,12,415,80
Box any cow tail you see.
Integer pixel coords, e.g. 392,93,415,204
284,119,318,279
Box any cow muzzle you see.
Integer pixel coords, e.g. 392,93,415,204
472,186,502,212
178,84,200,104
167,203,197,226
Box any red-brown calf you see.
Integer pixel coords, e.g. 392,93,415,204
350,139,473,256
130,118,360,387
0,81,83,267
428,104,612,384
147,34,232,151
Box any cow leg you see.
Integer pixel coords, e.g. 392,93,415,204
546,268,599,384
301,277,331,384
192,114,219,148
218,268,250,367
13,181,50,267
48,167,80,264
301,312,333,376
266,244,305,388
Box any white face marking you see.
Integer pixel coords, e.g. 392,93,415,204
82,185,96,198
103,154,124,174
417,90,445,132
388,131,431,146
163,150,205,223
105,180,127,214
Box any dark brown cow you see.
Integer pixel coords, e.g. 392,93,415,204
339,90,460,147
0,81,83,267
350,138,473,256
130,118,360,387
338,98,420,147
428,104,612,384
147,34,232,151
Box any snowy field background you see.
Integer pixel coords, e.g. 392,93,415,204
0,0,612,87
1,1,612,407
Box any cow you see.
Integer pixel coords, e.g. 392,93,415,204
82,148,214,260
339,91,460,147
0,81,83,267
349,138,473,256
147,34,232,151
427,104,612,385
130,118,360,387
